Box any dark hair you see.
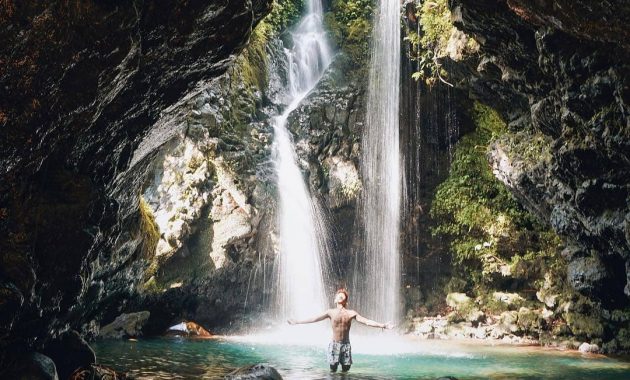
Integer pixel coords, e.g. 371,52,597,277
336,288,349,306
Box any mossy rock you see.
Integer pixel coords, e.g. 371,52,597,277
490,292,525,311
564,312,604,339
499,311,519,333
446,292,472,310
616,328,630,350
517,307,542,334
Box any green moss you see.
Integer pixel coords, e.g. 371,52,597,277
418,0,452,55
138,197,165,294
227,0,305,130
139,197,159,260
565,312,605,339
430,102,563,302
406,0,477,85
266,0,305,32
324,0,373,80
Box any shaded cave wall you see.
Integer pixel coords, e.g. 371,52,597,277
0,0,273,367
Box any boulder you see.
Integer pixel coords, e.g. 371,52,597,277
578,342,600,354
516,307,542,334
446,293,472,310
492,292,525,310
226,363,282,380
415,319,434,334
99,311,151,339
499,311,519,333
4,352,59,380
186,321,212,337
43,330,95,380
466,309,486,325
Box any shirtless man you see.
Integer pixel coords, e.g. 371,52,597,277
287,288,394,372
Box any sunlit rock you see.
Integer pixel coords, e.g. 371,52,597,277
492,292,525,310
99,311,151,339
578,342,600,354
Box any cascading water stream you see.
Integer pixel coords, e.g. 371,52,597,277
354,0,402,325
272,0,333,323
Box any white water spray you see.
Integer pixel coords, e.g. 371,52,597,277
273,0,333,322
354,0,402,324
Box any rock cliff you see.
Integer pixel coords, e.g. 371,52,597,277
0,0,272,369
448,0,629,305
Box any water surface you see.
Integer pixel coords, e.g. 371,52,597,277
93,336,630,379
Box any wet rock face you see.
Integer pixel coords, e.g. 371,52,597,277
286,60,366,273
449,0,630,302
0,0,271,367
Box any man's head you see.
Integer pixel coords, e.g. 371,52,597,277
334,288,349,306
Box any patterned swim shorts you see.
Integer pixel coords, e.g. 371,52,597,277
327,341,352,365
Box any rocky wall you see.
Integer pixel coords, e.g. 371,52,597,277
446,0,630,305
0,0,273,371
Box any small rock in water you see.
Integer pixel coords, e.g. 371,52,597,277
578,342,600,354
165,320,212,337
225,363,282,380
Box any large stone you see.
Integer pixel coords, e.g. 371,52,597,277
42,330,95,380
99,311,151,339
578,342,600,354
4,352,59,380
499,311,519,333
446,293,472,310
226,363,283,380
516,307,542,334
492,292,525,310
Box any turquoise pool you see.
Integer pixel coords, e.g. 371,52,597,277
92,335,630,379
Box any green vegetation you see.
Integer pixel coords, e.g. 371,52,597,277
430,102,561,295
324,0,374,80
427,102,630,345
405,0,478,85
139,196,164,293
227,0,305,130
266,0,305,32
139,197,159,260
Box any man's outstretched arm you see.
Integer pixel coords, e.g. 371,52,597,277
355,314,394,329
287,311,330,325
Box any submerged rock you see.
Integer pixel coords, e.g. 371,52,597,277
226,363,282,380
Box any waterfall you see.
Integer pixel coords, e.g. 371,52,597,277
273,0,333,321
354,0,402,324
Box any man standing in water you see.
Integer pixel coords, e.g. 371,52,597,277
288,288,394,373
